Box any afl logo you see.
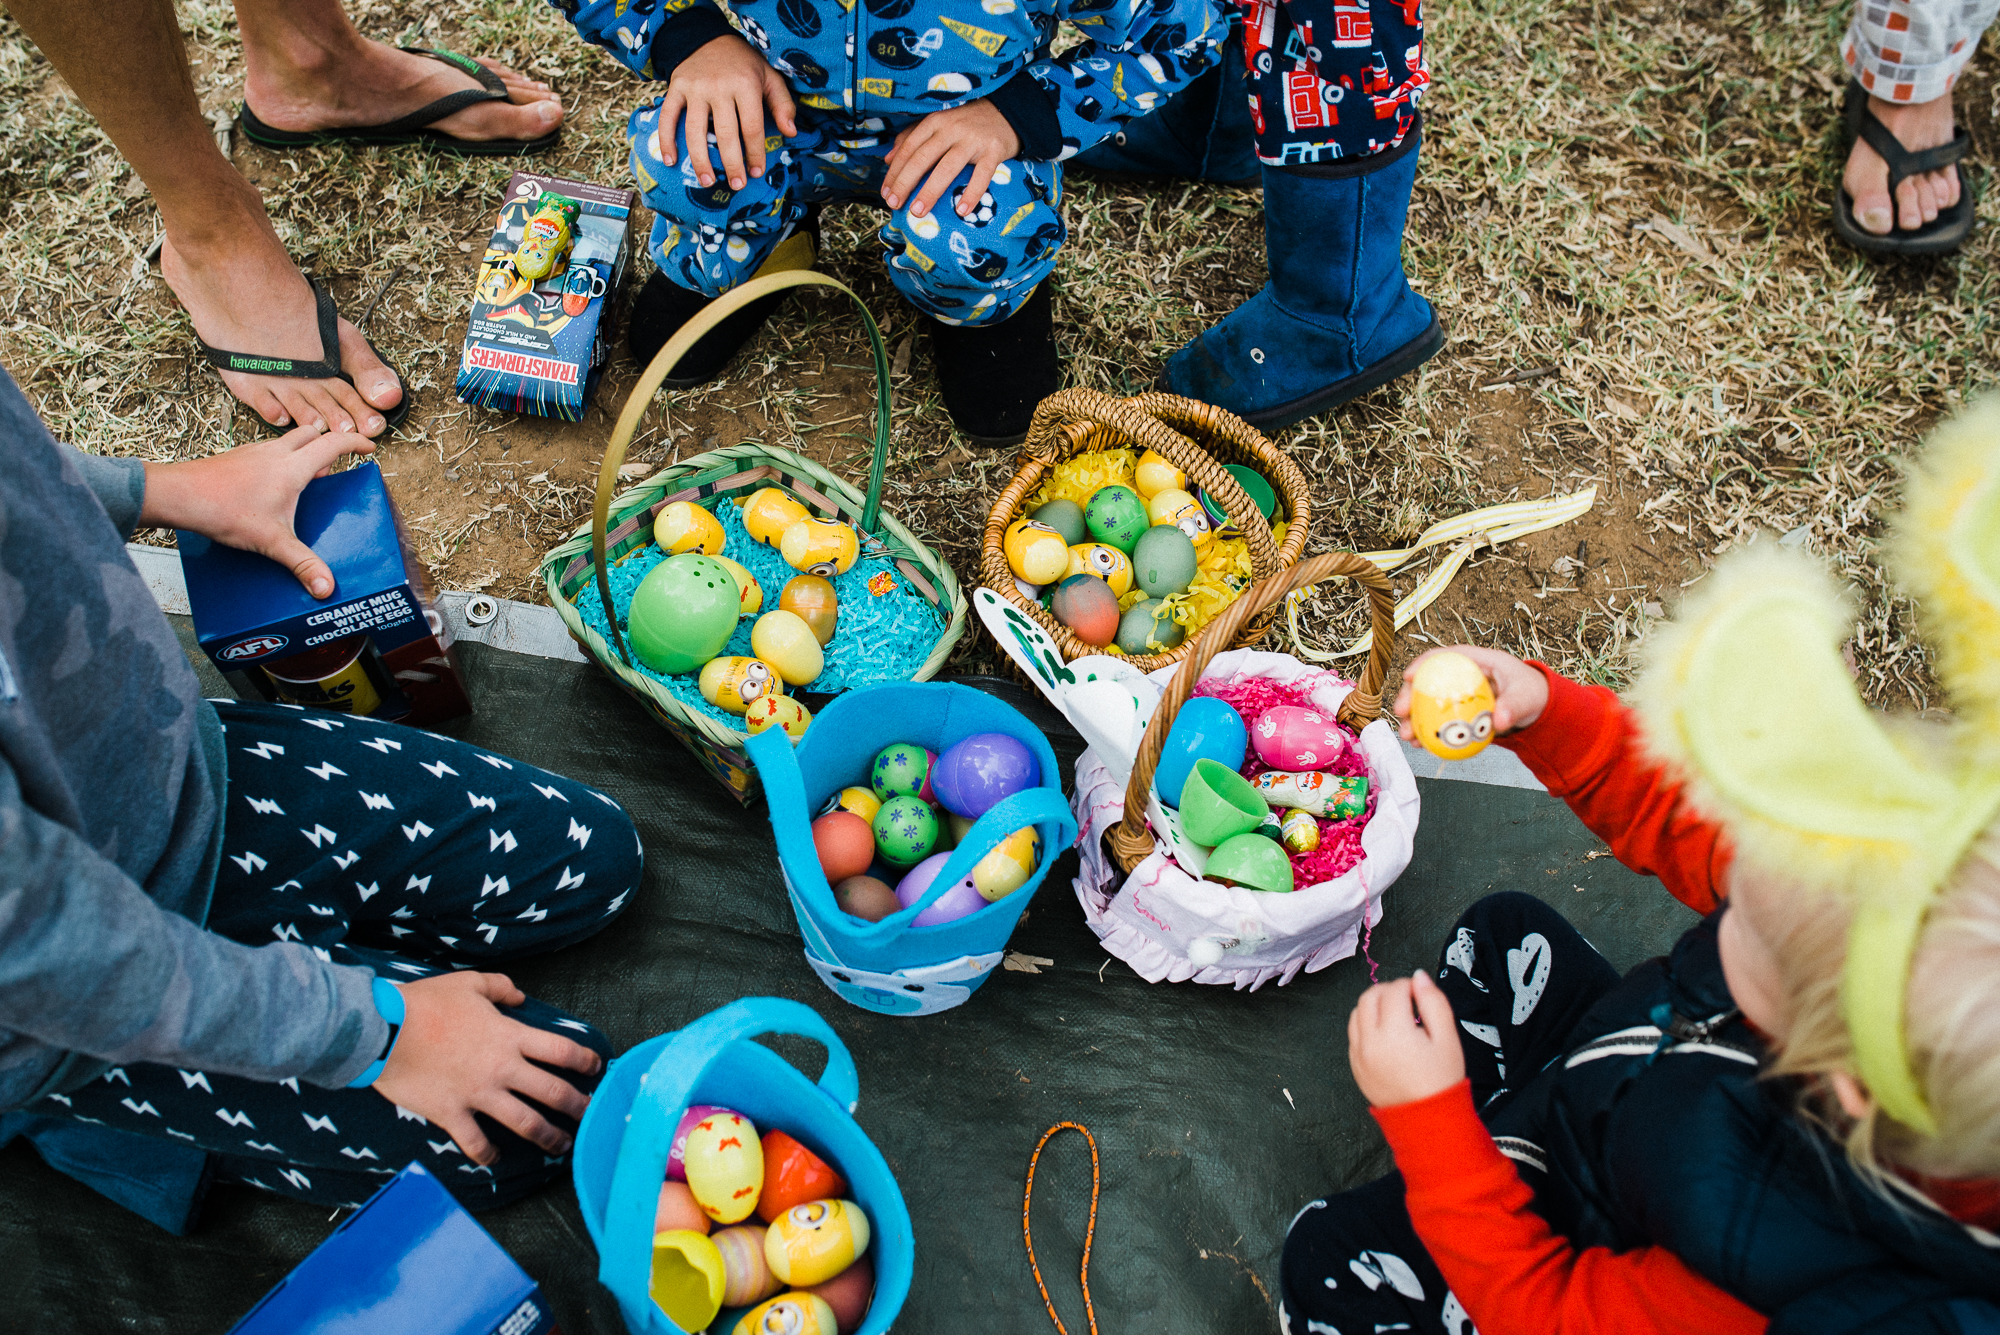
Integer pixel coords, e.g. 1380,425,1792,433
219,634,289,662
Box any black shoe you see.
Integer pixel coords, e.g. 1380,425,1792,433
627,213,819,387
925,282,1060,447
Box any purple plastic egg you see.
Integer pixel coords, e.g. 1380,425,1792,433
1251,705,1350,771
894,852,989,927
666,1103,729,1181
932,732,1039,818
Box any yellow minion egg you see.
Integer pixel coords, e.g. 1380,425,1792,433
743,487,810,547
972,826,1041,901
744,694,812,741
825,785,881,823
712,555,765,615
731,1293,839,1335
655,500,727,555
1134,449,1186,499
1004,518,1072,586
1410,650,1497,761
751,611,825,687
780,518,860,577
763,1199,872,1287
699,657,787,715
682,1111,765,1224
1147,488,1214,548
1066,543,1133,597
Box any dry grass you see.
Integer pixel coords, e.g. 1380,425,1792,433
1,0,1993,704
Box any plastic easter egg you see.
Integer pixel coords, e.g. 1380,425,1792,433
1050,573,1121,648
1147,488,1213,548
657,1180,711,1235
807,1253,874,1334
1014,577,1045,603
1153,696,1249,806
629,555,740,675
655,500,727,555
779,576,839,646
1131,524,1198,599
743,487,809,547
1205,831,1295,894
759,1130,850,1222
781,517,859,577
733,1293,839,1335
1004,518,1072,586
1065,543,1133,597
1197,464,1278,538
1031,498,1087,545
712,555,766,615
833,874,901,922
1134,449,1186,499
931,731,1038,818
712,1224,784,1307
1084,484,1149,553
811,811,875,883
972,826,1041,901
1251,705,1351,771
650,1229,726,1331
1411,650,1496,760
871,795,938,867
946,810,976,848
746,694,813,741
684,1110,765,1224
751,611,825,687
1116,598,1185,655
895,852,988,925
821,786,880,823
700,656,787,715
668,1104,729,1181
765,1200,873,1287
870,742,936,802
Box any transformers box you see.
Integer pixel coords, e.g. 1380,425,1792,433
455,170,637,420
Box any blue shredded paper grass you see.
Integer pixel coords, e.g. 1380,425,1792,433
576,495,949,729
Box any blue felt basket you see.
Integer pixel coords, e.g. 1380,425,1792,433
747,682,1077,1015
573,998,912,1335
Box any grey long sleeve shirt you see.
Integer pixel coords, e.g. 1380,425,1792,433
0,369,385,1107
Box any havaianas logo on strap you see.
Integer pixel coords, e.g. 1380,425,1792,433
227,356,299,373
1630,399,2000,1136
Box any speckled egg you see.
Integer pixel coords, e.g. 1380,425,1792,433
1084,485,1149,554
1030,498,1087,545
779,575,839,646
1065,543,1133,597
780,517,860,577
699,656,786,714
871,794,938,867
751,611,825,687
1131,524,1198,599
712,555,765,615
683,1110,764,1224
1134,449,1186,499
1251,705,1350,771
1115,598,1186,655
654,500,726,555
1051,573,1121,647
765,1199,872,1287
743,487,809,547
1004,517,1073,586
744,694,812,741
870,742,936,802
732,1294,839,1335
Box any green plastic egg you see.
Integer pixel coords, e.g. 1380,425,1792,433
628,554,741,675
1031,498,1088,546
1132,524,1199,599
1116,598,1187,654
1083,485,1149,554
872,794,939,867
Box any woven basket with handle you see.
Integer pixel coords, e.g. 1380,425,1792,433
980,388,1313,673
537,262,966,805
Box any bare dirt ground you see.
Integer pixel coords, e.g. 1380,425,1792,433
3,0,1994,705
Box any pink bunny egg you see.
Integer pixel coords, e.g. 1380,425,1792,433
1251,705,1350,772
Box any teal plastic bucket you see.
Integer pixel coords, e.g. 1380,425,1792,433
747,682,1077,1015
573,997,912,1334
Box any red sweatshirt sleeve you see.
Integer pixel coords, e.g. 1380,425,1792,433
1498,663,1731,914
1375,1082,1767,1335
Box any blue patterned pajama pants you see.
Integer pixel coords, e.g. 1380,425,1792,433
631,102,1066,325
27,701,643,1211
1241,0,1428,165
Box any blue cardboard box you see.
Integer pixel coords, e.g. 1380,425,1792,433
178,460,471,726
228,1163,558,1335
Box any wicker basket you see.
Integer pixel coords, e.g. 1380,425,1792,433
979,388,1313,673
538,268,967,805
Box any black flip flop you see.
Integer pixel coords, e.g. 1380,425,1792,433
198,277,413,435
237,47,559,157
1833,79,1975,256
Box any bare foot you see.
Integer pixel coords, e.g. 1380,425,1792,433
1843,92,1962,235
159,177,401,435
243,35,563,143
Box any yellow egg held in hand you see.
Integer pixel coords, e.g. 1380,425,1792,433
781,517,860,577
1004,517,1072,586
1134,448,1186,499
1410,650,1497,760
732,1293,839,1335
655,500,727,555
764,1198,872,1287
712,555,765,615
683,1111,765,1224
751,610,826,686
743,487,810,547
700,657,787,715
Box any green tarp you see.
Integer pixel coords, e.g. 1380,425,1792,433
0,638,1697,1333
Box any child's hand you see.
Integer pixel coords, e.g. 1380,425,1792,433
1348,970,1466,1107
660,34,798,191
1392,645,1550,743
881,100,1021,219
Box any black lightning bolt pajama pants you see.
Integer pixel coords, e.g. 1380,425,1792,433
26,701,643,1211
1277,892,1623,1335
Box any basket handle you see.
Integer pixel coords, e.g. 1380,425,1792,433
1109,551,1397,870
599,997,859,1324
590,256,894,668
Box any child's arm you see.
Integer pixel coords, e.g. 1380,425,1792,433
1394,647,1732,914
1351,974,1767,1335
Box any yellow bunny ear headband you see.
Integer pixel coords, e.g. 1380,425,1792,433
1629,398,2000,1137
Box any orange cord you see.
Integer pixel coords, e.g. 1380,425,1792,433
1023,1122,1100,1335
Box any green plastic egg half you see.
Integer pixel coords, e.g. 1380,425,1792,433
1131,524,1198,599
1083,485,1149,554
1031,498,1088,546
628,554,741,675
1116,598,1187,654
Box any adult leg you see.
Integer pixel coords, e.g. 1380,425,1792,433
1280,1174,1476,1335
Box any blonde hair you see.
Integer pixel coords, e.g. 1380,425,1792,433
1733,823,2000,1182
